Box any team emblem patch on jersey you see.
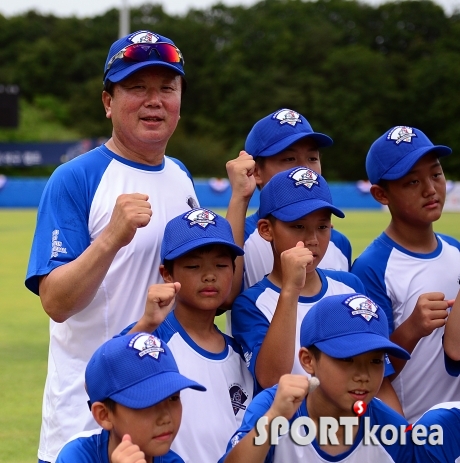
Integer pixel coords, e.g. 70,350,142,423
184,208,216,228
272,108,302,126
229,383,249,416
387,126,417,145
128,30,160,44
344,295,379,322
289,167,319,189
129,333,165,359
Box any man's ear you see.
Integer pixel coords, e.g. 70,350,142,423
160,264,173,283
370,184,389,206
101,91,112,119
299,347,316,376
91,402,114,431
257,219,273,243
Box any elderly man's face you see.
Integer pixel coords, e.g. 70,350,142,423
103,66,182,163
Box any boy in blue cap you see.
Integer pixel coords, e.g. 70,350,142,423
221,293,413,463
56,332,205,463
351,126,460,423
225,108,352,296
124,208,254,463
231,167,367,393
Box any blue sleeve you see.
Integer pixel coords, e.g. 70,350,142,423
25,150,110,295
331,228,352,271
55,439,97,463
351,239,395,333
369,399,413,463
218,387,278,463
414,406,460,462
231,289,270,383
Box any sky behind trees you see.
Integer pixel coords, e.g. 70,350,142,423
1,0,460,17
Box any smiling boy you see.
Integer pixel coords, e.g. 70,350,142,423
220,293,412,463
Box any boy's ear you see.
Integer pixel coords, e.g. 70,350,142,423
299,347,316,375
370,184,390,206
257,219,273,242
160,264,173,283
91,402,114,431
252,162,265,189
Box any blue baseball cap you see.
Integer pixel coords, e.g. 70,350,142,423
300,293,410,360
104,30,185,85
245,109,333,158
366,126,451,185
259,167,344,221
161,208,244,262
86,332,205,409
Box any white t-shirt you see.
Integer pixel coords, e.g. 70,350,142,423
352,232,460,423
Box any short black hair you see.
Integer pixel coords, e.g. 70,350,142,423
306,344,322,360
163,244,237,276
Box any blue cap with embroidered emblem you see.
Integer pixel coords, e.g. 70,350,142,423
300,293,410,360
259,167,344,221
244,108,333,158
160,208,244,262
85,332,205,409
104,30,185,85
366,126,451,185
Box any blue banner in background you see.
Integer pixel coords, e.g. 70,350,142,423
0,139,108,166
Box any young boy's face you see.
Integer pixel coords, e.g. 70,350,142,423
255,138,321,188
165,244,234,312
375,152,446,226
263,209,331,271
109,393,182,458
301,349,385,417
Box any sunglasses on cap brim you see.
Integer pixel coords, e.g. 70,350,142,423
104,42,184,78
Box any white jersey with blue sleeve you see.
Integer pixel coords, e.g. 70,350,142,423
153,311,254,463
26,145,198,463
414,401,460,463
231,270,367,392
243,211,352,290
351,232,460,423
219,386,413,463
56,428,184,463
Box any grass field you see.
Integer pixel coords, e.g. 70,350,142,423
1,208,459,462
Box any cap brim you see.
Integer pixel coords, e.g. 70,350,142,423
162,238,244,262
111,370,206,409
381,145,452,182
106,60,185,84
314,332,410,360
271,200,345,221
256,132,333,158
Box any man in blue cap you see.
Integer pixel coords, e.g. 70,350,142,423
26,30,200,463
351,126,460,423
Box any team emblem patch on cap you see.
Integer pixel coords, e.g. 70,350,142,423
184,208,216,229
129,333,165,359
229,383,249,416
344,295,379,322
289,167,319,189
387,126,417,145
128,31,160,44
272,108,302,126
